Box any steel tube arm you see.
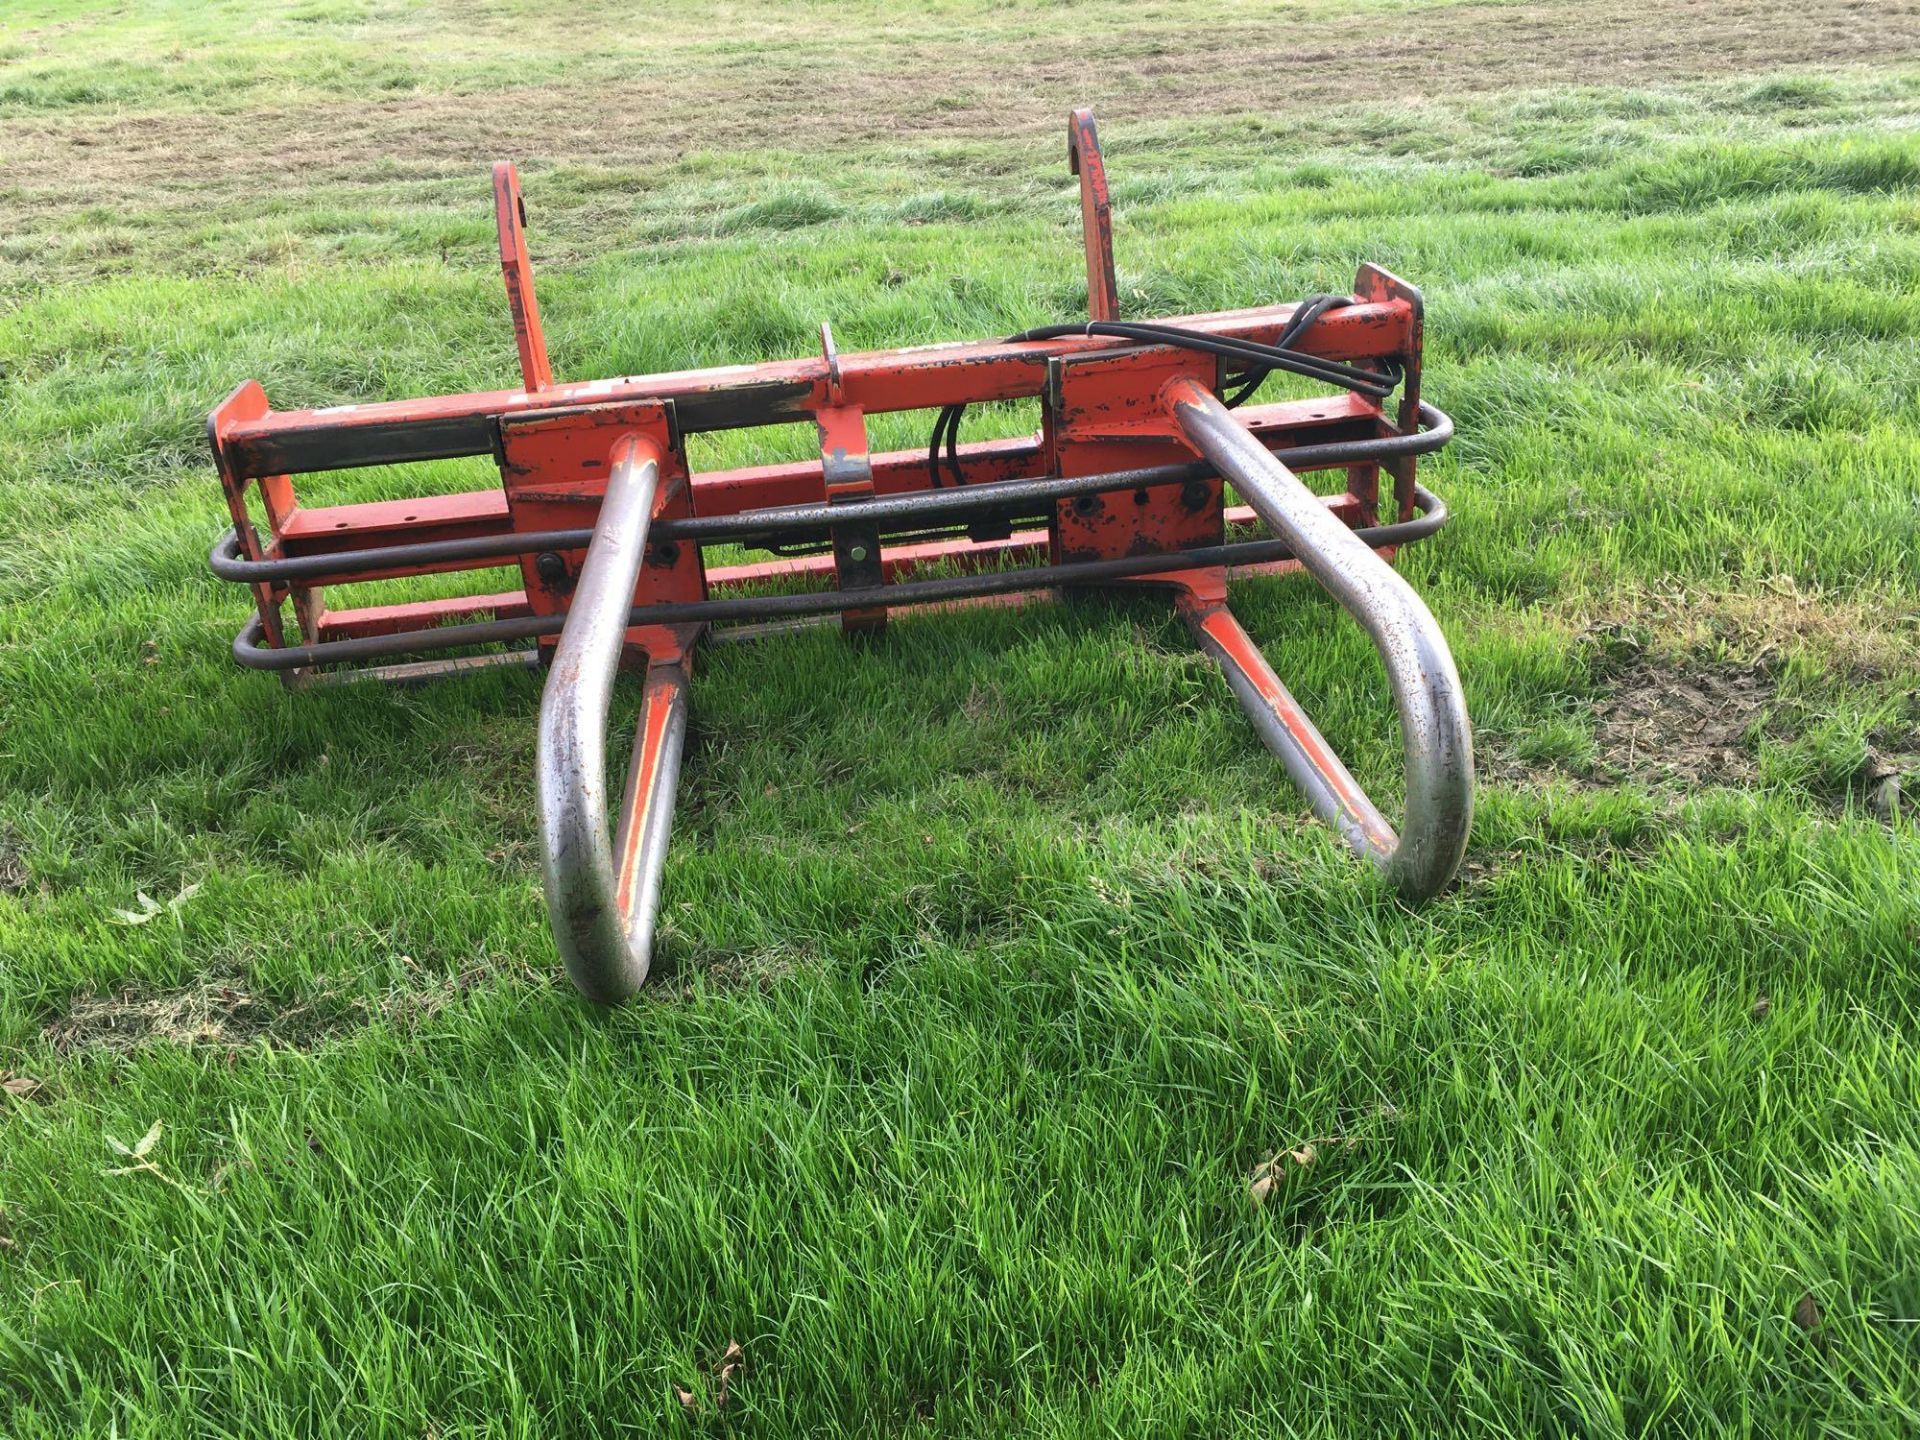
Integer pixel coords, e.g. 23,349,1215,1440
224,485,1454,673
1165,377,1472,898
537,433,688,1001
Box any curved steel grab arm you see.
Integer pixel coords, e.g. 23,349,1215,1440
1164,377,1472,898
537,433,689,1002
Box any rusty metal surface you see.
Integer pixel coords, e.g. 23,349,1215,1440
497,399,706,630
815,402,885,633
1355,263,1425,523
241,391,1374,560
1068,107,1120,322
208,380,293,651
492,162,554,393
213,299,1413,481
208,406,1453,599
1049,344,1222,564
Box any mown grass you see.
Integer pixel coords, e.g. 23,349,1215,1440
3,2,1920,1434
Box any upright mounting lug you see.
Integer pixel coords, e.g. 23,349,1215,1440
1068,107,1120,322
493,161,554,392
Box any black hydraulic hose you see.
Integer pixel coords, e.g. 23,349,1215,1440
210,403,1453,586
230,484,1451,672
1006,322,1396,398
928,295,1398,488
1225,293,1353,408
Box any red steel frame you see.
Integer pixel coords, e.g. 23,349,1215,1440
207,109,1473,1003
209,303,1423,649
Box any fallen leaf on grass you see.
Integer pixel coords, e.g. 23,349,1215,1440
674,1341,746,1416
103,1120,186,1186
209,1159,256,1192
716,1340,744,1409
112,892,164,926
1249,1136,1357,1203
107,1120,163,1159
110,883,203,927
2,1075,42,1100
1792,1293,1822,1332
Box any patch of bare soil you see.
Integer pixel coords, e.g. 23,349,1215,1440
42,964,522,1055
1589,658,1773,787
1483,583,1920,802
1492,647,1919,813
7,0,1919,234
1477,651,1781,791
672,945,819,995
1571,580,1920,687
44,980,360,1054
0,826,28,896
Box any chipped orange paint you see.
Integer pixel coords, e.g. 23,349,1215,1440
493,162,553,393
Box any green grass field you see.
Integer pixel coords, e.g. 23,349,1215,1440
4,0,1920,1433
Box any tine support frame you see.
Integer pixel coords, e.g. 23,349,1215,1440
1178,588,1400,861
1163,376,1473,898
536,431,696,1002
206,108,1475,1002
